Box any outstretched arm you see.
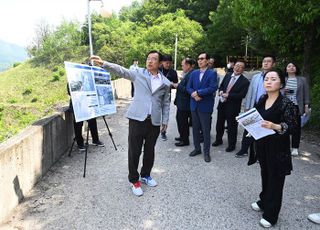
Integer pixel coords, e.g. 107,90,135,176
90,55,136,81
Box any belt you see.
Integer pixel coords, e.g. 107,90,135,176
146,114,151,120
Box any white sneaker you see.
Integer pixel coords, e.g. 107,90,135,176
308,213,320,224
251,202,262,211
141,176,157,187
291,148,299,156
260,218,272,228
131,181,143,196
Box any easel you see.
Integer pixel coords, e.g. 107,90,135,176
68,116,117,177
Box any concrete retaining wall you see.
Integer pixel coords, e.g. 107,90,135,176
0,78,130,223
0,109,74,223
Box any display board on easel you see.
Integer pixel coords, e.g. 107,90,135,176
65,61,116,122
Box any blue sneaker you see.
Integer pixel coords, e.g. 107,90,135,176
141,176,157,187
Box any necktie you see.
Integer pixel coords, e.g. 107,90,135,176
226,76,236,93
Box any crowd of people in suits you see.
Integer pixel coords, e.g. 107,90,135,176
160,53,313,228
170,54,310,161
84,51,315,228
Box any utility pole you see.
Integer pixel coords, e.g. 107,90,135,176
174,34,178,70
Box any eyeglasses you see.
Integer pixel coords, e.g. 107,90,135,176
198,57,206,61
146,57,158,62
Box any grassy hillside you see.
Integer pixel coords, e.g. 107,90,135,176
0,61,69,142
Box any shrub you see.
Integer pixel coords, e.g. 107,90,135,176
31,97,38,103
13,62,21,68
22,88,32,96
0,106,3,119
51,73,60,82
8,98,17,103
58,68,65,76
52,66,59,72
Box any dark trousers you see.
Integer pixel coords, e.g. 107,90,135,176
215,107,238,148
74,118,99,146
240,130,254,153
191,109,212,155
131,82,134,98
128,118,160,183
257,151,286,225
291,111,301,148
176,109,191,142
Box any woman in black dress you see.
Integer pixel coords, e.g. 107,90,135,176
251,68,299,228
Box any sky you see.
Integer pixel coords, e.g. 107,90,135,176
0,0,134,47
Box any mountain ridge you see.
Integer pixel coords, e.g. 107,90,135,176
0,39,28,72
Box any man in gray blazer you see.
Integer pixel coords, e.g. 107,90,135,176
236,55,276,158
91,51,171,196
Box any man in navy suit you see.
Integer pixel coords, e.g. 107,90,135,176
212,60,250,152
187,52,218,162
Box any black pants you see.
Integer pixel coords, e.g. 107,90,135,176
240,130,254,153
131,82,134,98
257,150,286,225
215,107,238,148
291,109,301,148
176,109,191,142
128,118,160,183
74,118,99,146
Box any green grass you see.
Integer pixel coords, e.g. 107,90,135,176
0,61,69,142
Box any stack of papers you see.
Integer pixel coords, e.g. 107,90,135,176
236,108,275,140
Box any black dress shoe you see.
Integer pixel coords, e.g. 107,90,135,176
212,140,223,147
175,141,190,147
235,151,248,158
204,154,211,162
225,146,235,152
175,137,182,141
189,149,201,157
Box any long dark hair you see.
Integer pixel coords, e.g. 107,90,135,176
284,62,301,76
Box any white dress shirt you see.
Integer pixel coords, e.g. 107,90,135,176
199,68,207,81
149,72,163,114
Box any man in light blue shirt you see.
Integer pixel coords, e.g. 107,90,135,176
236,55,276,158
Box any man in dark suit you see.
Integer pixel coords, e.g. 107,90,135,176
172,57,195,146
187,52,218,162
212,60,249,152
159,54,178,141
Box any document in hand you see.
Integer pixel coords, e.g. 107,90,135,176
236,108,275,140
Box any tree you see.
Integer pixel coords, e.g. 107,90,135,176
233,0,320,80
137,10,204,62
29,21,87,67
28,19,52,52
205,0,247,61
119,0,169,27
92,10,203,68
119,0,219,29
164,0,219,28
